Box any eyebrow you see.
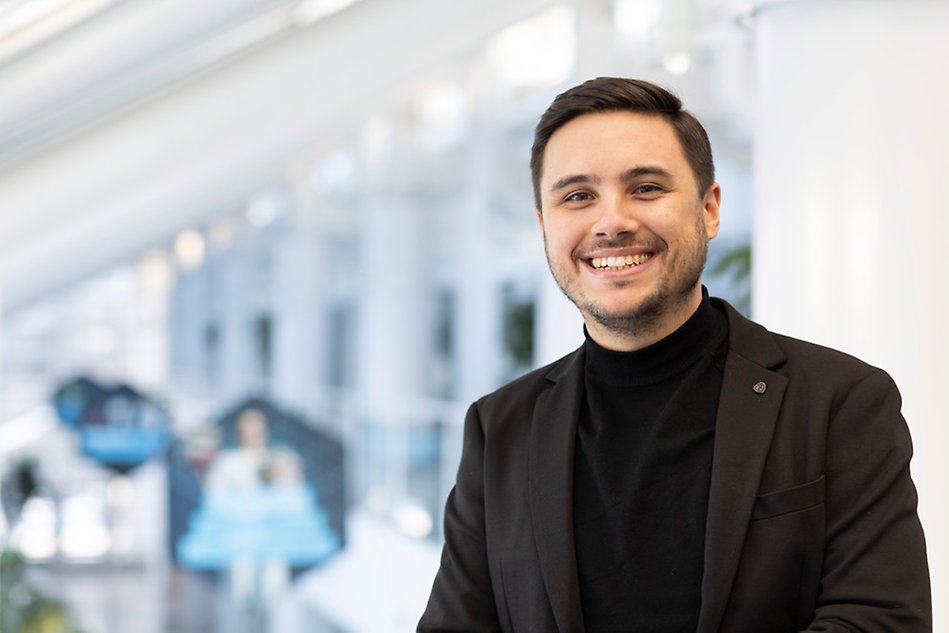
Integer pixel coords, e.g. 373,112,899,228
620,166,673,182
549,174,600,193
548,165,674,194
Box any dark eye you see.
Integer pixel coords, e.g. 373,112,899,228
564,191,593,203
634,183,662,195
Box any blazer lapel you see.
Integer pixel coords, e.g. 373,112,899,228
529,349,586,633
697,302,789,633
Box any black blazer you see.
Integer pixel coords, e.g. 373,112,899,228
419,300,931,632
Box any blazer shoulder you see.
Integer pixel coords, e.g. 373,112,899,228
768,330,888,385
473,347,582,424
717,297,887,386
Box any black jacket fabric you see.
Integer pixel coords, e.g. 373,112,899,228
418,299,931,632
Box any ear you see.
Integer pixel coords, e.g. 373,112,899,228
535,205,544,230
703,183,721,240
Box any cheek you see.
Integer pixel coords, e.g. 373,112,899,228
544,215,586,243
652,210,704,243
546,229,581,260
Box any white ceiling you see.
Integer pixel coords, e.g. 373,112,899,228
0,0,563,313
0,0,752,314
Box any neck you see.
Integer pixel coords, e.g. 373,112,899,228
584,284,704,352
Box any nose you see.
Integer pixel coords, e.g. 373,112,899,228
591,193,640,239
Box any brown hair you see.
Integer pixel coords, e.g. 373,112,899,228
530,77,714,208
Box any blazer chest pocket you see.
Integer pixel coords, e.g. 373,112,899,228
751,475,825,521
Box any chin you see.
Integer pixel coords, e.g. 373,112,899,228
581,285,689,334
586,291,654,319
584,302,650,327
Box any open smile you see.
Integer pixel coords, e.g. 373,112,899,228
585,252,655,271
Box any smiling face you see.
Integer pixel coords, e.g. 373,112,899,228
537,110,720,351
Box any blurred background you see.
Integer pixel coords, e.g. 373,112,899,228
0,0,946,631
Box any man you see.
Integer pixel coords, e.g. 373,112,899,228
418,78,930,632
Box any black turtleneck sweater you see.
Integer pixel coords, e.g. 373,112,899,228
573,293,729,632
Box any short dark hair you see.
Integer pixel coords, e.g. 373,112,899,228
530,77,715,208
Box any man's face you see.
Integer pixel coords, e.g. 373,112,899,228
536,111,720,347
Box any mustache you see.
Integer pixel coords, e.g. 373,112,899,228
576,236,665,256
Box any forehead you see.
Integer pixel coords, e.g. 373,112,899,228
540,111,689,186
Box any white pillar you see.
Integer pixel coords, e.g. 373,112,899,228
354,134,435,512
0,284,4,417
574,0,622,77
535,274,584,365
169,267,210,389
751,0,949,620
456,83,506,402
271,201,329,423
216,242,264,402
356,193,431,419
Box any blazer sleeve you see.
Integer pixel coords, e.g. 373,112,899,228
803,368,931,631
418,401,501,632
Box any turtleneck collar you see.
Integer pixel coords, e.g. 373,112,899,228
583,287,727,387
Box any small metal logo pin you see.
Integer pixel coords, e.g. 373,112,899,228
752,381,767,394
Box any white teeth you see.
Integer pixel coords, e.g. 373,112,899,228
590,253,652,270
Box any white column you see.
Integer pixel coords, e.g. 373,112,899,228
574,0,622,77
271,200,329,423
751,0,949,620
535,275,584,365
168,267,209,389
356,193,431,419
354,133,435,513
0,284,4,417
456,85,506,402
217,244,261,402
